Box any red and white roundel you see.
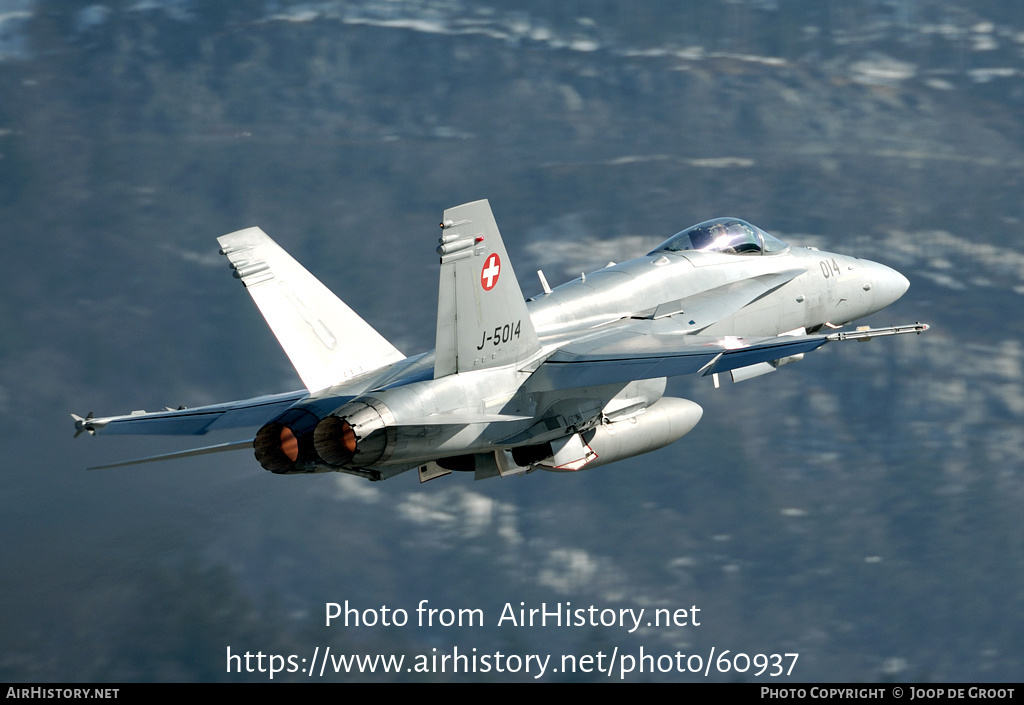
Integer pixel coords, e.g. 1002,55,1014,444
480,253,501,291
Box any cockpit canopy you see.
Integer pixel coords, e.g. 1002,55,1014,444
650,218,788,256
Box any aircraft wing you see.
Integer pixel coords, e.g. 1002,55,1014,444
527,322,927,392
72,389,308,436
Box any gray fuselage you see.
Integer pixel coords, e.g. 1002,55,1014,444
527,244,908,340
314,238,910,476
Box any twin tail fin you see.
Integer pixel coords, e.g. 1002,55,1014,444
433,200,541,378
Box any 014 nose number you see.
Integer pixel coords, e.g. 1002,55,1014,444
819,258,841,278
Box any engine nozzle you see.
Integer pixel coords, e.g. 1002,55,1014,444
313,398,395,468
253,408,323,473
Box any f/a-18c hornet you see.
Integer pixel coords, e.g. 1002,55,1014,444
74,200,927,482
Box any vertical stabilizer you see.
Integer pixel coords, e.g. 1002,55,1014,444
218,227,405,392
434,200,541,378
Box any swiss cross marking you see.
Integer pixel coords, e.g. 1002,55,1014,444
481,253,501,291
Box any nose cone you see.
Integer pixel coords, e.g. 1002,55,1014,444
870,261,910,311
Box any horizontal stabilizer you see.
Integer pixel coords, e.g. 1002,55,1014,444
88,439,253,470
218,227,405,392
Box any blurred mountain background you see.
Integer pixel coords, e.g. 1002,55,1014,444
1,0,1022,681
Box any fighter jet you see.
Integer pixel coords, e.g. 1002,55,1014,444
74,200,927,482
